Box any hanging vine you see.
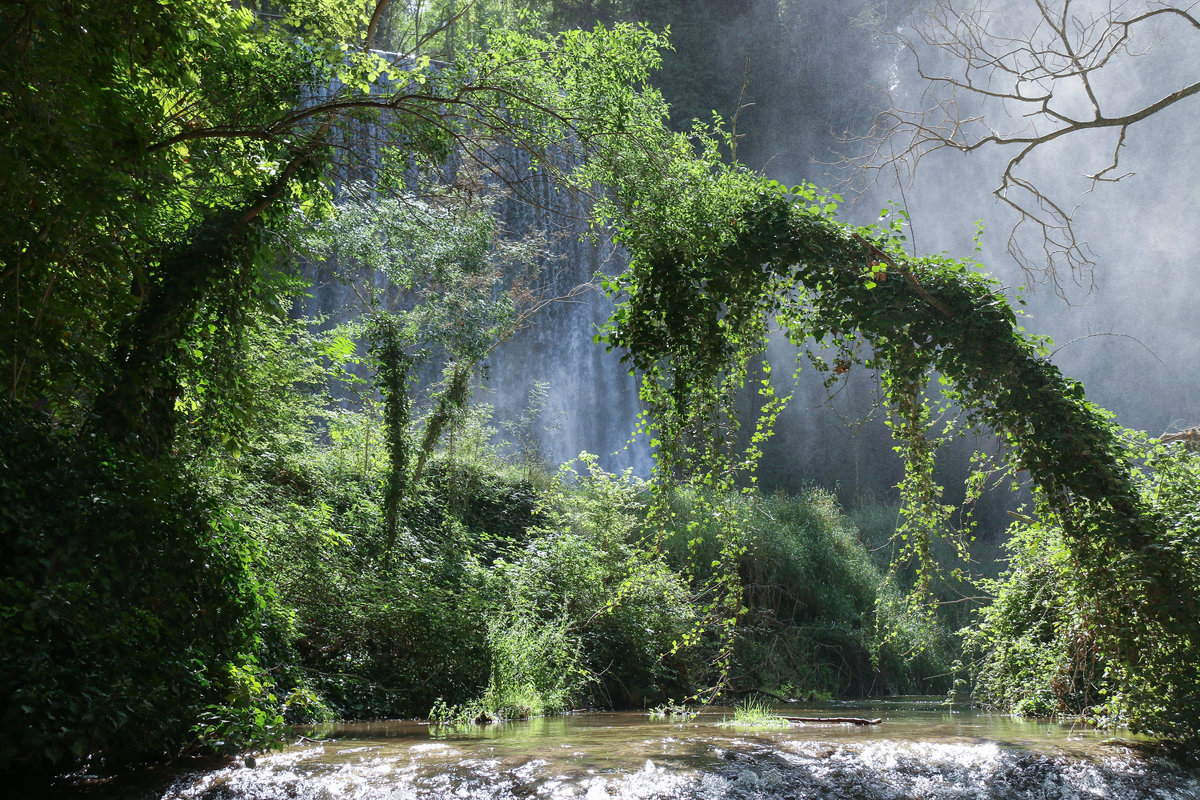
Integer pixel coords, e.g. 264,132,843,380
589,121,1196,731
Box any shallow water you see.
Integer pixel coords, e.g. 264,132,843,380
151,699,1200,799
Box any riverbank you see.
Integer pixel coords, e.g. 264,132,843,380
237,442,958,724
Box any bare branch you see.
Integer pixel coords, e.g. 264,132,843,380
1049,330,1167,366
842,0,1200,293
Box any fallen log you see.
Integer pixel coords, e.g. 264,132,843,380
783,716,882,726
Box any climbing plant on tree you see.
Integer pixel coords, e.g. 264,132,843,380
0,0,674,772
305,184,543,553
588,118,1199,738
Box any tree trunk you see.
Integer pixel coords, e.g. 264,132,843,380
94,212,244,456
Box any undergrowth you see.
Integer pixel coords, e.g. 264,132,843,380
225,402,954,727
962,433,1200,740
0,385,959,778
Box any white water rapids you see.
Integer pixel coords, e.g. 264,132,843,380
148,701,1200,800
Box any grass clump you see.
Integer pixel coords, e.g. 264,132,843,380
724,698,788,728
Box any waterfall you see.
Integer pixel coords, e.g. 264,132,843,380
484,167,651,475
293,60,651,475
296,3,1200,509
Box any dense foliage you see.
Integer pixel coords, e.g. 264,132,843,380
224,418,947,722
0,409,274,768
4,0,1199,782
191,373,941,727
663,488,952,698
966,434,1200,737
0,0,671,774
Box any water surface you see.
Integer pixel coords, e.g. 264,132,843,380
155,698,1200,799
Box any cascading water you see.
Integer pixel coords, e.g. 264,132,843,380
296,175,651,476
479,162,651,476
144,704,1200,799
300,1,1200,506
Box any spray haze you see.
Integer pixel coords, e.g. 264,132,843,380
301,2,1200,524
854,0,1200,436
710,0,1200,519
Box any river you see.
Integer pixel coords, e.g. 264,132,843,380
132,698,1200,799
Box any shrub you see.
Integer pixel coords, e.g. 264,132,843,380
0,408,273,775
964,434,1200,740
483,456,695,709
961,522,1100,718
660,486,954,698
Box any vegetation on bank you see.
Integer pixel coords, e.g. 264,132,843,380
963,432,1200,736
208,398,956,725
1,382,953,773
588,84,1200,742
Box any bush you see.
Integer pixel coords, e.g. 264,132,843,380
961,522,1100,718
660,486,955,699
482,456,695,710
964,435,1200,740
0,408,274,775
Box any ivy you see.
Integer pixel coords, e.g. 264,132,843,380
367,314,415,556
592,122,1198,736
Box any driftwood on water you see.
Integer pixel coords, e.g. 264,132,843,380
783,716,882,726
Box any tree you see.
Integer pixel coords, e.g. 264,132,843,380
1,2,307,426
585,105,1200,733
847,0,1200,292
0,0,673,772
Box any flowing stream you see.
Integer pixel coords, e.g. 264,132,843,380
143,699,1199,800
